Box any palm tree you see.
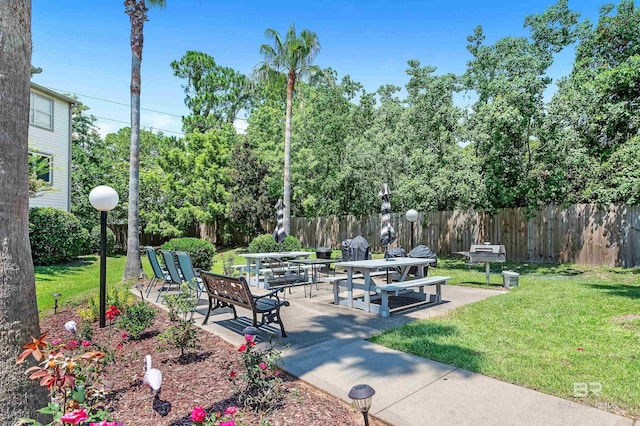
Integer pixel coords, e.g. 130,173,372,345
0,1,51,422
255,25,321,234
123,0,166,280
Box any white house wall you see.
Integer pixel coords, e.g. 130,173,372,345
28,90,72,211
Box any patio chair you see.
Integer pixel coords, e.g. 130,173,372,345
144,246,170,297
157,250,183,302
175,251,205,300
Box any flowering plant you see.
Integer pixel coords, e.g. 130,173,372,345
190,405,246,426
16,323,121,425
230,333,284,410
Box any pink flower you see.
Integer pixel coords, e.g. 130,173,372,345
60,408,88,424
52,338,63,346
121,332,128,339
237,344,247,352
229,371,237,378
224,406,238,415
81,340,91,347
67,340,79,349
247,341,256,347
258,362,267,370
219,421,235,426
190,406,207,423
244,334,254,343
117,343,123,350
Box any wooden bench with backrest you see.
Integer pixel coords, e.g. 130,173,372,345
200,271,290,337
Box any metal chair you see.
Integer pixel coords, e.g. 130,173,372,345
175,251,205,300
157,250,183,302
144,246,170,297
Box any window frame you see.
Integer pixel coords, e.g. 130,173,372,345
30,152,54,185
29,91,54,131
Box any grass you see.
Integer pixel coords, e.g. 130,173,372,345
370,258,640,418
35,255,152,315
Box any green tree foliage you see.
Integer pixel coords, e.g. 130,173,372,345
70,104,111,230
542,0,640,205
462,0,579,213
156,128,234,236
171,51,254,132
228,139,274,237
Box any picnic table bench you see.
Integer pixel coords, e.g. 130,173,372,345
200,271,290,337
376,275,450,317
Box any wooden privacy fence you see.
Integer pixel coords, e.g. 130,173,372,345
290,204,640,267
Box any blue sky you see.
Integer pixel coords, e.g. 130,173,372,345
32,0,603,137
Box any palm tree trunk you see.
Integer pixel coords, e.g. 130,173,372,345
283,72,295,235
124,0,146,279
0,1,51,422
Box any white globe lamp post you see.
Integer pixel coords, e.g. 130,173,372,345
89,185,119,328
405,209,419,250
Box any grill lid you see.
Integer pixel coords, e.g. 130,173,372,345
469,244,506,255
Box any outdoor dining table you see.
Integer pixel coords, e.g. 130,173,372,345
289,258,339,297
238,251,311,288
333,257,436,315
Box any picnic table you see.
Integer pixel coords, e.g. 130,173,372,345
238,251,311,289
333,257,446,317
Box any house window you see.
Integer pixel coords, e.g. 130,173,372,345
30,153,53,184
29,92,54,130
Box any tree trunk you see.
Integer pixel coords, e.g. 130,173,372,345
0,1,51,422
123,0,147,280
283,71,296,235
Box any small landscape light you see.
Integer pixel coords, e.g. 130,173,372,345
135,283,145,300
242,326,258,337
52,292,62,314
349,383,375,426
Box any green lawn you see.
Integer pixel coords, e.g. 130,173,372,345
371,258,640,418
35,255,152,314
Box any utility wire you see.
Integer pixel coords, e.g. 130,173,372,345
46,85,250,123
93,115,184,136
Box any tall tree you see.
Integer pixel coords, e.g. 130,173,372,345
255,24,321,234
0,0,51,422
171,51,254,133
123,0,166,280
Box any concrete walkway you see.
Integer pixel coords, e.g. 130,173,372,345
145,281,635,426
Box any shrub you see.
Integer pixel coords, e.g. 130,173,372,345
29,207,90,265
158,285,199,357
248,234,279,253
161,237,216,270
221,252,237,276
248,234,302,254
281,235,302,252
117,302,156,340
231,331,284,410
90,225,116,255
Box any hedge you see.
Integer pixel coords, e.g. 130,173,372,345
160,237,216,270
29,207,90,265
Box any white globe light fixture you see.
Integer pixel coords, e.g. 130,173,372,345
405,209,419,250
89,185,119,328
89,185,119,211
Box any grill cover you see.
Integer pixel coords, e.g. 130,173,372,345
341,235,371,261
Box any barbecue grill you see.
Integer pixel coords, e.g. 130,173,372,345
456,244,506,285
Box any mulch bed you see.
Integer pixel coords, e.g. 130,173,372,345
41,305,386,425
